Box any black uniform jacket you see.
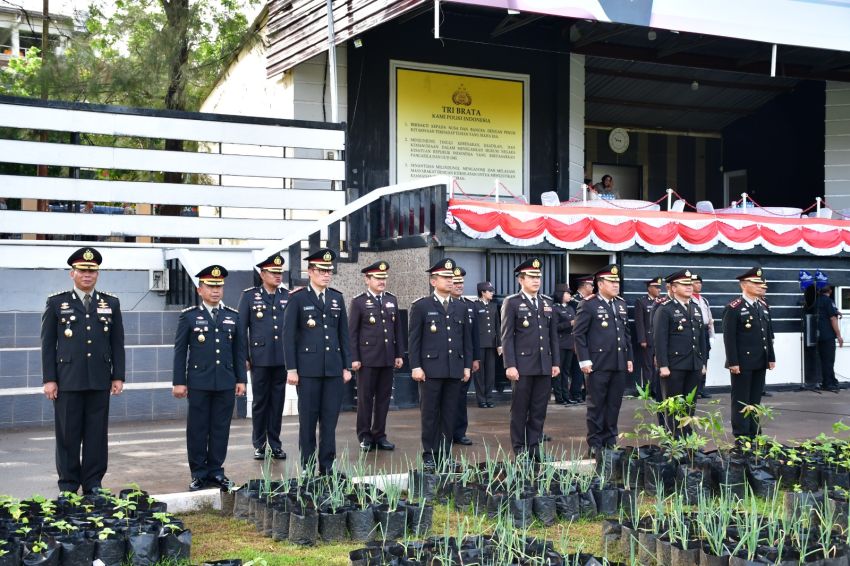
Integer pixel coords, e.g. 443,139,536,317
633,295,656,345
283,286,351,377
652,299,706,370
348,291,403,368
500,293,560,375
553,302,576,351
408,295,473,379
573,295,633,371
41,290,125,390
474,299,500,349
173,305,247,391
237,285,289,367
722,297,775,370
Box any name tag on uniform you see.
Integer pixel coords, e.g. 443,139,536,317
223,319,236,325
97,307,112,314
303,305,315,311
386,302,395,308
61,309,74,314
427,311,440,316
544,306,552,313
330,306,341,311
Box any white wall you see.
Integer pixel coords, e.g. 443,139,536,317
568,54,586,199
825,81,850,213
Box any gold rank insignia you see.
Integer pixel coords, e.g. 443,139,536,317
323,251,332,262
83,249,94,261
454,268,461,276
445,260,452,269
379,262,387,271
274,256,282,265
685,270,691,277
611,266,619,275
756,269,762,276
532,259,540,268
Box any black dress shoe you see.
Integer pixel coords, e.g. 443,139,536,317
207,475,232,490
486,402,494,408
478,403,488,408
189,478,206,491
376,439,395,450
253,448,264,460
828,386,841,393
699,392,712,399
761,390,773,397
454,436,473,445
360,440,375,452
423,458,437,473
272,449,287,460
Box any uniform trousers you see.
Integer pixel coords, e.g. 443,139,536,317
638,345,654,389
453,378,471,440
419,378,460,460
473,348,497,405
585,370,626,449
730,369,766,438
187,388,235,480
54,389,111,493
552,350,571,402
817,340,838,389
356,366,393,443
567,354,584,401
510,374,551,456
250,365,286,451
660,369,702,435
297,375,344,473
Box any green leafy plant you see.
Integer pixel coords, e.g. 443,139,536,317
97,527,116,541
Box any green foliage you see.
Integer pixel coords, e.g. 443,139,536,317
2,0,258,111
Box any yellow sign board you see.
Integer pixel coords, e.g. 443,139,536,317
393,64,527,196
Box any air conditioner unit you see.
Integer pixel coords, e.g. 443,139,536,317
149,269,169,292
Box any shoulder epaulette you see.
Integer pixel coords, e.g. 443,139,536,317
412,296,430,304
504,292,521,301
585,294,596,300
728,297,743,308
224,305,238,313
540,294,553,301
243,286,257,293
48,290,67,298
290,287,306,294
384,291,397,298
614,296,625,302
100,291,118,298
327,287,343,295
353,292,366,299
181,305,197,313
758,298,770,308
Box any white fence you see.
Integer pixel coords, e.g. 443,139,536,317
0,96,347,241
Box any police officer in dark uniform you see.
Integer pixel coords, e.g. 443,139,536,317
501,258,560,458
173,265,247,491
573,265,633,457
553,284,577,405
238,251,289,461
283,248,352,475
652,269,706,434
451,267,479,446
723,267,776,439
473,282,500,408
41,247,125,494
349,260,403,452
634,276,663,391
409,258,473,470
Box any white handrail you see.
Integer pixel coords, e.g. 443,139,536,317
256,175,455,260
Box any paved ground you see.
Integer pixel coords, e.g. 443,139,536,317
1,388,848,499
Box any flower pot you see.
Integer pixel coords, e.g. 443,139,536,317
639,531,657,564
486,492,508,518
22,545,59,566
620,523,636,558
670,541,700,566
452,483,475,511
592,486,619,516
532,494,557,526
127,529,159,566
261,502,275,537
800,464,821,492
823,468,850,491
699,547,730,566
728,554,769,566
270,505,291,542
288,508,318,546
745,461,777,499
577,489,597,518
318,510,347,542
232,489,253,519
347,506,376,541
219,491,235,516
509,496,534,529
405,503,433,536
373,504,406,540
644,458,677,496
94,535,126,566
348,547,381,566
556,491,580,521
676,464,708,505
158,529,191,562
56,533,95,566
656,537,673,566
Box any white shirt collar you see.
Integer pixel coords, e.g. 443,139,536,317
73,286,94,300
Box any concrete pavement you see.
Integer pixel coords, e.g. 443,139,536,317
0,388,848,499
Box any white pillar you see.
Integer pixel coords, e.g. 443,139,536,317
568,54,586,199
11,16,20,56
825,81,850,213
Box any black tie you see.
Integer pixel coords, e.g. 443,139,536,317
83,293,91,311
532,296,538,310
442,298,448,312
211,307,219,319
376,294,382,306
319,292,325,307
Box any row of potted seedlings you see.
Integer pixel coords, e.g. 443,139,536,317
0,485,190,566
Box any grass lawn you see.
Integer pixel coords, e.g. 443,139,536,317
181,505,621,565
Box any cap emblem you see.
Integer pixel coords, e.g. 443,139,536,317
211,266,221,277
611,266,619,275
454,268,461,276
379,262,387,271
83,249,94,261
756,269,762,276
532,259,540,268
445,260,452,269
273,256,282,266
685,270,691,277
323,251,332,262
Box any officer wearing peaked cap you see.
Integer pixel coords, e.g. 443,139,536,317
408,258,473,470
634,276,663,394
723,267,776,439
573,264,633,458
349,260,403,452
451,266,480,446
652,269,706,435
473,281,500,408
173,265,247,491
238,252,290,462
501,257,560,458
283,248,352,475
41,247,125,494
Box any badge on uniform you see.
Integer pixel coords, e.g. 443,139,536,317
385,302,395,308
307,317,317,328
430,322,437,333
60,302,70,310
